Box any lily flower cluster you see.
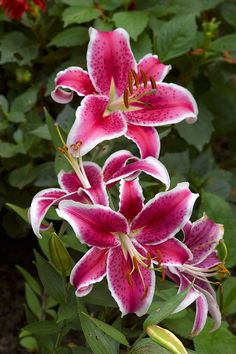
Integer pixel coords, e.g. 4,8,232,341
30,28,227,336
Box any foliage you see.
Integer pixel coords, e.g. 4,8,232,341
1,0,236,353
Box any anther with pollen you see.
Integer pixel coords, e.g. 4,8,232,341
140,69,148,88
131,69,140,88
70,140,83,152
123,88,129,109
128,71,134,94
150,76,157,90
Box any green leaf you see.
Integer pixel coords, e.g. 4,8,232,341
97,0,122,10
131,31,152,61
19,336,38,351
62,233,88,253
62,6,100,26
44,107,63,149
0,95,8,114
8,164,39,189
6,204,29,223
11,87,38,114
34,250,65,303
0,140,25,158
156,15,197,61
25,283,41,319
222,277,236,316
113,11,149,41
77,300,118,354
25,320,59,335
31,125,51,140
210,34,236,52
193,321,236,354
82,312,129,346
35,162,57,187
130,338,172,354
200,192,236,267
0,32,39,65
8,111,25,123
200,0,224,11
144,287,190,328
93,18,114,31
222,3,236,28
49,27,89,47
175,104,214,151
16,265,42,295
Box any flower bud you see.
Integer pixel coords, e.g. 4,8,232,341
146,324,187,354
49,232,72,273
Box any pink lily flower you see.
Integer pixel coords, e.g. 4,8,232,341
29,162,108,238
56,181,198,316
152,215,226,335
51,28,198,158
29,149,169,238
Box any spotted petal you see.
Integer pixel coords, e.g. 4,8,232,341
138,54,171,83
183,215,224,265
57,200,128,248
125,83,198,126
106,156,170,190
119,178,144,222
51,67,95,104
125,124,160,158
131,182,198,245
87,28,136,97
103,150,133,185
67,95,127,156
30,188,80,238
70,247,108,297
146,238,192,266
107,244,155,317
191,294,208,336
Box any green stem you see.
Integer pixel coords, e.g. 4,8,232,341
131,330,146,349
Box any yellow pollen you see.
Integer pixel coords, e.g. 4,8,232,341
217,263,230,277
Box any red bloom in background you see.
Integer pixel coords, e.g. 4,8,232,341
0,0,46,20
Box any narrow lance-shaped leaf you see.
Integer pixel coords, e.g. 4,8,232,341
144,286,191,328
82,312,129,347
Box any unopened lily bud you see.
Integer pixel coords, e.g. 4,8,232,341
146,324,187,354
49,232,72,273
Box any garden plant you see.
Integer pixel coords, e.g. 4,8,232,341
0,1,236,354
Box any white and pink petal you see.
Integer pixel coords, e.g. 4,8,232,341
51,67,95,104
106,156,170,190
103,150,133,185
57,200,128,248
125,124,160,159
146,238,192,266
183,215,224,265
70,246,108,297
131,182,198,245
138,54,171,83
30,188,73,238
67,95,127,157
107,244,155,317
125,83,198,126
119,178,144,222
87,28,136,97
